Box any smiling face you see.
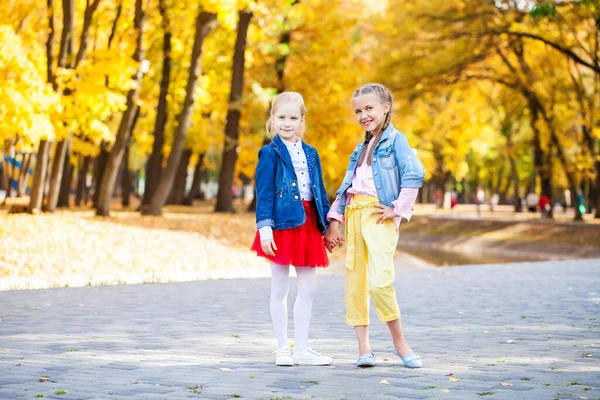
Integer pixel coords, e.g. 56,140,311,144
352,92,391,134
271,101,304,142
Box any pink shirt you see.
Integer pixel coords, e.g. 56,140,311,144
327,142,419,227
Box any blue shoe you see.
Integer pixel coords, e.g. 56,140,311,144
356,352,376,368
394,349,422,368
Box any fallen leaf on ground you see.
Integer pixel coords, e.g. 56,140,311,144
449,377,460,382
39,376,49,382
380,379,389,385
506,340,516,344
219,368,233,372
500,381,513,387
440,389,450,393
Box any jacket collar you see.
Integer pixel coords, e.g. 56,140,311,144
271,134,295,171
354,124,396,152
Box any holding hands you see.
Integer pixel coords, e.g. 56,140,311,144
324,221,344,253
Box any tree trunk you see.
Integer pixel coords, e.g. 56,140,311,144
57,0,74,70
96,0,146,217
28,140,51,213
215,11,253,213
168,149,192,205
184,153,205,205
142,10,217,216
75,155,91,206
46,0,55,87
75,0,102,68
121,142,132,207
92,141,109,205
143,0,172,206
57,146,73,207
17,153,32,197
45,138,71,212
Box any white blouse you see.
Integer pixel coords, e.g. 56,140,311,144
282,139,313,201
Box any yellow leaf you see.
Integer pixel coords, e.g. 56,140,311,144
380,379,390,385
500,381,513,387
441,389,450,393
449,377,460,382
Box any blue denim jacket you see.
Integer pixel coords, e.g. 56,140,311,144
335,124,425,215
255,135,330,234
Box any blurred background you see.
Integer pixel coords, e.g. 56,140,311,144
1,0,599,290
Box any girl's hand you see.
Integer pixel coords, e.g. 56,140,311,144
261,239,277,256
325,222,344,251
371,204,399,224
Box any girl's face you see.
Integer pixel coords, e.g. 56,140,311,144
352,93,391,133
272,102,303,142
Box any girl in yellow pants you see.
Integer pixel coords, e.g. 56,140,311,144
325,83,425,368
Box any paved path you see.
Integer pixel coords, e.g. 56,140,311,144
1,259,599,399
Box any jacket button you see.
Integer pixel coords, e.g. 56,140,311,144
374,171,378,175
372,157,377,162
294,195,299,199
377,186,381,189
292,182,296,186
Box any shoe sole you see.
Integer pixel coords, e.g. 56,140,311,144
357,362,376,368
293,360,334,366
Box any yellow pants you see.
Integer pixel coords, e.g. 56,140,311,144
345,194,400,326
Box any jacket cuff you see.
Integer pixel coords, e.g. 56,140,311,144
256,218,274,230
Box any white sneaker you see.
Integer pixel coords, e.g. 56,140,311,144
272,346,294,366
292,348,333,366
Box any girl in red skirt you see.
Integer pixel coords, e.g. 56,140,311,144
251,92,334,366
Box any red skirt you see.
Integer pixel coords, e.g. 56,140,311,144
251,201,329,268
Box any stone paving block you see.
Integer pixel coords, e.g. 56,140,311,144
1,259,599,399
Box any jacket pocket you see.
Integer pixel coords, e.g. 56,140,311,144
379,145,396,170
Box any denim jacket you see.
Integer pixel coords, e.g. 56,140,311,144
255,135,330,234
335,124,425,215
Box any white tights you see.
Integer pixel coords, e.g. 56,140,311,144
270,262,317,353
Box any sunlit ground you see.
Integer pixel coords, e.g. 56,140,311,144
1,197,598,291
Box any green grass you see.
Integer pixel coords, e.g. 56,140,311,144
476,392,495,396
53,390,67,395
34,395,45,398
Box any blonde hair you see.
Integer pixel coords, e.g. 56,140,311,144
265,92,307,139
353,83,393,166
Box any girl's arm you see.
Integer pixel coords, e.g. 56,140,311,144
326,195,345,224
390,188,419,223
255,146,276,234
393,133,425,189
316,152,331,219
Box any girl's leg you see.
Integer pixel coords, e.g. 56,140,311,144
292,266,317,353
270,262,290,349
386,318,414,357
354,325,372,356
